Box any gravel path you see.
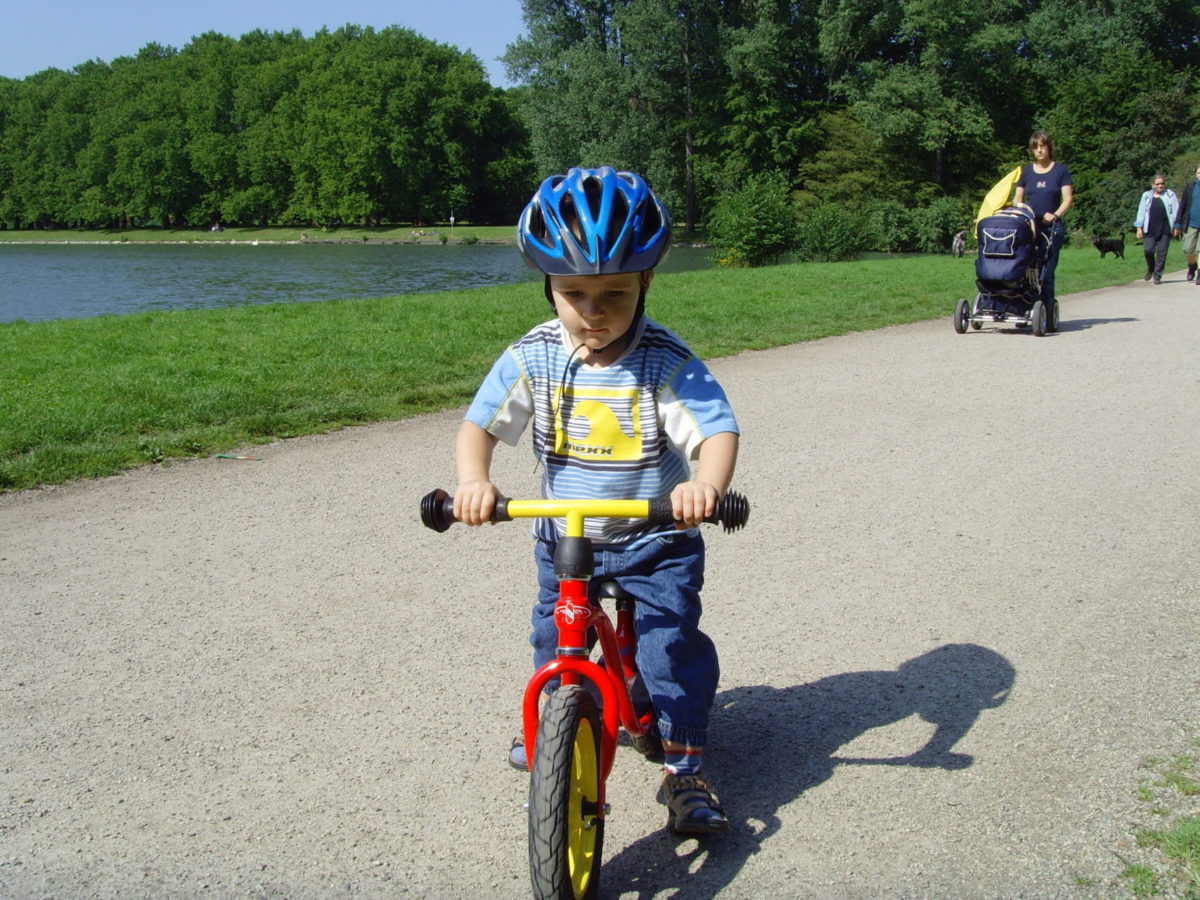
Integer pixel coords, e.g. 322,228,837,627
3,273,1198,899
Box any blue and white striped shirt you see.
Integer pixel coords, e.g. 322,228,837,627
465,316,739,543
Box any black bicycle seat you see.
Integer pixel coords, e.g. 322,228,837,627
596,580,636,602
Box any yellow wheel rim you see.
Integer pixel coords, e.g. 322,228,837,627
567,717,600,897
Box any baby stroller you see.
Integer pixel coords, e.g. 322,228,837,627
953,204,1058,336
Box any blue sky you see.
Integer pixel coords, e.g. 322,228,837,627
0,0,527,86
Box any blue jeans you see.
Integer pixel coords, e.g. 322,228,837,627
532,531,718,748
1041,220,1065,303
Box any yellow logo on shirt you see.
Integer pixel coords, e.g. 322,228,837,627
553,386,643,461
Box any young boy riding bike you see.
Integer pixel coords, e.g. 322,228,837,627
452,166,740,833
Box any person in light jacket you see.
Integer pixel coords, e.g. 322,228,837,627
1133,174,1179,284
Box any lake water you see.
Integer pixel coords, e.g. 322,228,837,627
0,242,713,323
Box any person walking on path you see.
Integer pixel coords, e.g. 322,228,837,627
1172,162,1200,284
1134,173,1178,284
1013,131,1073,304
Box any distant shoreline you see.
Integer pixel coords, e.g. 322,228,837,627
0,224,520,246
0,237,712,248
0,238,514,246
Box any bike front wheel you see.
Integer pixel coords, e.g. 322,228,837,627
528,685,605,900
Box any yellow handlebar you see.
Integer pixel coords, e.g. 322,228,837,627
419,489,749,536
504,499,653,537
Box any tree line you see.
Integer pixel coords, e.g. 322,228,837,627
0,27,533,229
2,2,1199,248
505,0,1200,248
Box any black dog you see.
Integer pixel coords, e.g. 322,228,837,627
1092,233,1125,258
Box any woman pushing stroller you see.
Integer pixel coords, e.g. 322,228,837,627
1013,131,1073,306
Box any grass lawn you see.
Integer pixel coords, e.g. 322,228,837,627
0,245,1148,491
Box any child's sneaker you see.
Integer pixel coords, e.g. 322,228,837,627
658,772,729,833
508,738,528,771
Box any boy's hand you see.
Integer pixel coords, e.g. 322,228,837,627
670,481,721,528
454,479,500,526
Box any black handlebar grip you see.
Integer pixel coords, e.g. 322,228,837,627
420,488,455,532
420,490,513,531
492,498,511,522
647,497,675,525
713,490,750,532
649,491,751,531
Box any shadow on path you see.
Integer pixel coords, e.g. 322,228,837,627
1055,316,1138,333
969,315,1137,336
601,643,1016,899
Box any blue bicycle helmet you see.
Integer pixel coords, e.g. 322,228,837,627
517,167,672,276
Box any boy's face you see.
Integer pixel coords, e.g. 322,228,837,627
549,271,652,354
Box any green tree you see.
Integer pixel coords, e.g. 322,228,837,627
1,69,63,226
1,67,99,227
822,0,1025,188
473,90,537,224
0,78,17,225
706,170,800,266
795,106,897,211
1022,0,1200,235
715,2,823,189
227,30,308,225
177,32,244,226
0,25,532,229
4,0,1199,240
798,202,864,261
98,45,197,227
506,0,731,232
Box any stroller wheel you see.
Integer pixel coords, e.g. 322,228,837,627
970,294,984,329
1047,300,1060,333
953,298,969,334
1031,300,1046,336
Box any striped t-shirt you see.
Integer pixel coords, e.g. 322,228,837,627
465,316,739,543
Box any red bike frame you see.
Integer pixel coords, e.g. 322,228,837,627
521,576,653,792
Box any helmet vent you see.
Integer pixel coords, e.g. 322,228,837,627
559,192,585,243
638,199,661,244
582,176,604,222
527,206,549,242
607,192,630,252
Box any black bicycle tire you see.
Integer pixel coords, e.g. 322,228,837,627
528,685,605,900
